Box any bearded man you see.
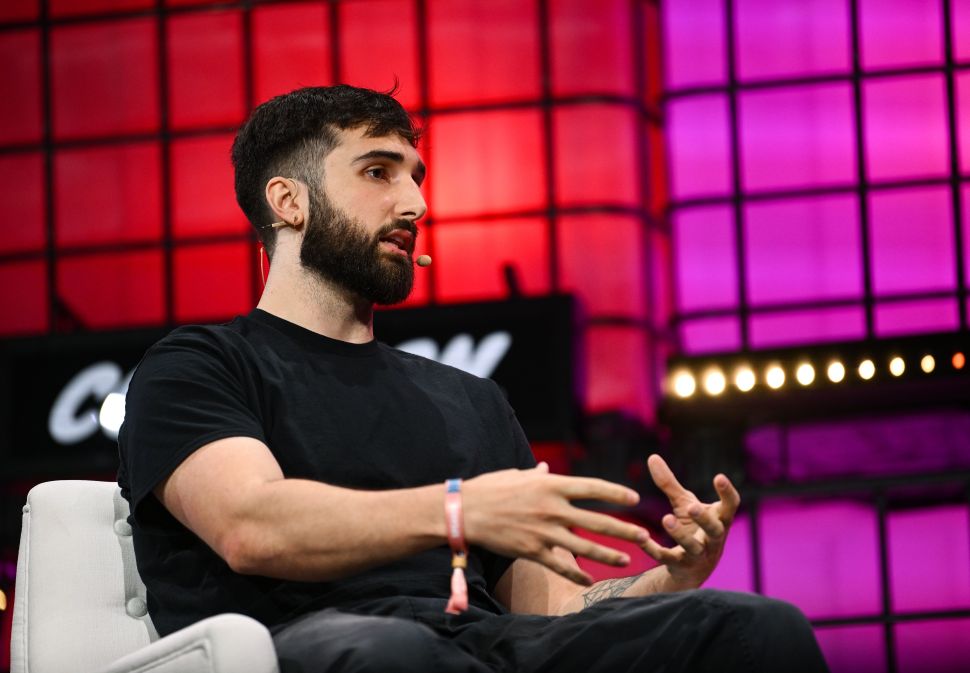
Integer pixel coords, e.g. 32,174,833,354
118,85,828,673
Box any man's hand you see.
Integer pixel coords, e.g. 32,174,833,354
462,462,649,586
640,454,740,591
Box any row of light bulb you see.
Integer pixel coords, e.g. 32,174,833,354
669,351,966,399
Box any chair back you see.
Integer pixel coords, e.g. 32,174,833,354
11,480,158,673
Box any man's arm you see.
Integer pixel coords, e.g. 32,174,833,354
155,438,650,583
494,455,741,615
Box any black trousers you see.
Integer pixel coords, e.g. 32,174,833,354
271,589,830,673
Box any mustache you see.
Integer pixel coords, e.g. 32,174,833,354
374,219,419,242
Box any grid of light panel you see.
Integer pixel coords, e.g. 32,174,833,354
664,0,970,354
0,0,669,425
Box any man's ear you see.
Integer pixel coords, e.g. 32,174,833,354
265,177,305,229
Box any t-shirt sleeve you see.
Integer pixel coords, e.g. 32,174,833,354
118,328,266,512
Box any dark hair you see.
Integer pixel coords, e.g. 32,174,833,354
231,84,421,257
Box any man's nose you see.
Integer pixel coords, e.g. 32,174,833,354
396,179,427,222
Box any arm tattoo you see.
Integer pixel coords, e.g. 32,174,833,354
580,574,641,608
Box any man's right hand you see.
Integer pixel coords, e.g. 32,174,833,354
462,462,648,586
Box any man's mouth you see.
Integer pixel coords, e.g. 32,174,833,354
378,229,414,257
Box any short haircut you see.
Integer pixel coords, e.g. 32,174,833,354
231,84,421,258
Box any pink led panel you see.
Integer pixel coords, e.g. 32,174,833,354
859,0,943,69
50,0,151,17
0,30,41,145
0,261,46,335
869,186,954,295
957,72,970,174
735,0,850,81
0,0,37,21
340,0,419,109
964,186,970,288
750,307,866,349
429,109,546,218
680,317,741,355
252,3,332,107
0,153,44,254
584,325,653,423
557,215,645,319
51,19,159,139
661,0,726,89
666,95,732,199
433,218,549,303
167,11,246,130
553,105,639,207
428,0,539,106
54,143,162,247
174,242,252,322
955,0,970,62
740,84,856,191
864,75,948,181
550,0,634,96
889,505,970,613
745,195,861,305
896,619,970,673
673,205,737,311
171,134,250,239
702,513,753,593
813,625,885,673
57,251,164,329
761,499,882,618
875,298,959,337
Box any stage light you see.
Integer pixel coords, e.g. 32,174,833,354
827,361,846,383
920,355,935,373
888,356,905,377
671,370,696,398
954,352,966,370
858,359,875,380
765,365,785,390
795,362,815,386
702,368,726,396
735,367,756,392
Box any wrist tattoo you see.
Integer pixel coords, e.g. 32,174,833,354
580,574,640,608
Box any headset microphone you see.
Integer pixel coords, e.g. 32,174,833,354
416,255,432,267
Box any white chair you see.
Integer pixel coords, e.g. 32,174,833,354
10,480,279,673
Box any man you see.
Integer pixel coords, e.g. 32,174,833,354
118,85,828,672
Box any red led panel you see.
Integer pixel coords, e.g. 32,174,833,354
666,95,732,199
57,251,164,329
557,214,645,319
550,0,634,96
860,0,943,69
584,326,654,423
553,105,639,207
165,0,224,6
50,0,151,18
749,307,867,349
648,228,674,330
0,153,45,254
0,30,42,145
340,0,420,109
433,218,549,303
0,0,38,22
51,19,159,139
673,205,737,311
429,109,546,218
167,11,245,130
252,3,331,106
54,142,162,247
875,298,959,337
171,134,250,239
0,260,47,335
428,0,540,106
864,75,948,181
645,123,667,217
679,316,741,354
174,242,252,322
740,83,856,191
641,2,664,108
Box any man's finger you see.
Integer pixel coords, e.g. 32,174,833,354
641,534,683,565
535,547,593,586
568,507,650,545
647,454,690,501
554,475,640,506
663,514,704,555
688,504,725,540
714,474,741,525
549,530,631,568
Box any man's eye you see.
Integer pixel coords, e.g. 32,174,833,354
365,167,388,180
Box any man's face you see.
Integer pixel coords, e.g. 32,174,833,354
298,127,427,305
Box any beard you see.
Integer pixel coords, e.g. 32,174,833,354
299,185,416,305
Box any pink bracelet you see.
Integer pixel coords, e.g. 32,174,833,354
444,478,468,614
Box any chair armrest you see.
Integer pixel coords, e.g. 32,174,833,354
100,614,279,673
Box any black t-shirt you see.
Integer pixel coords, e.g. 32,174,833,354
117,308,536,636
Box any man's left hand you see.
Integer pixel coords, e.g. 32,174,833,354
640,454,741,591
